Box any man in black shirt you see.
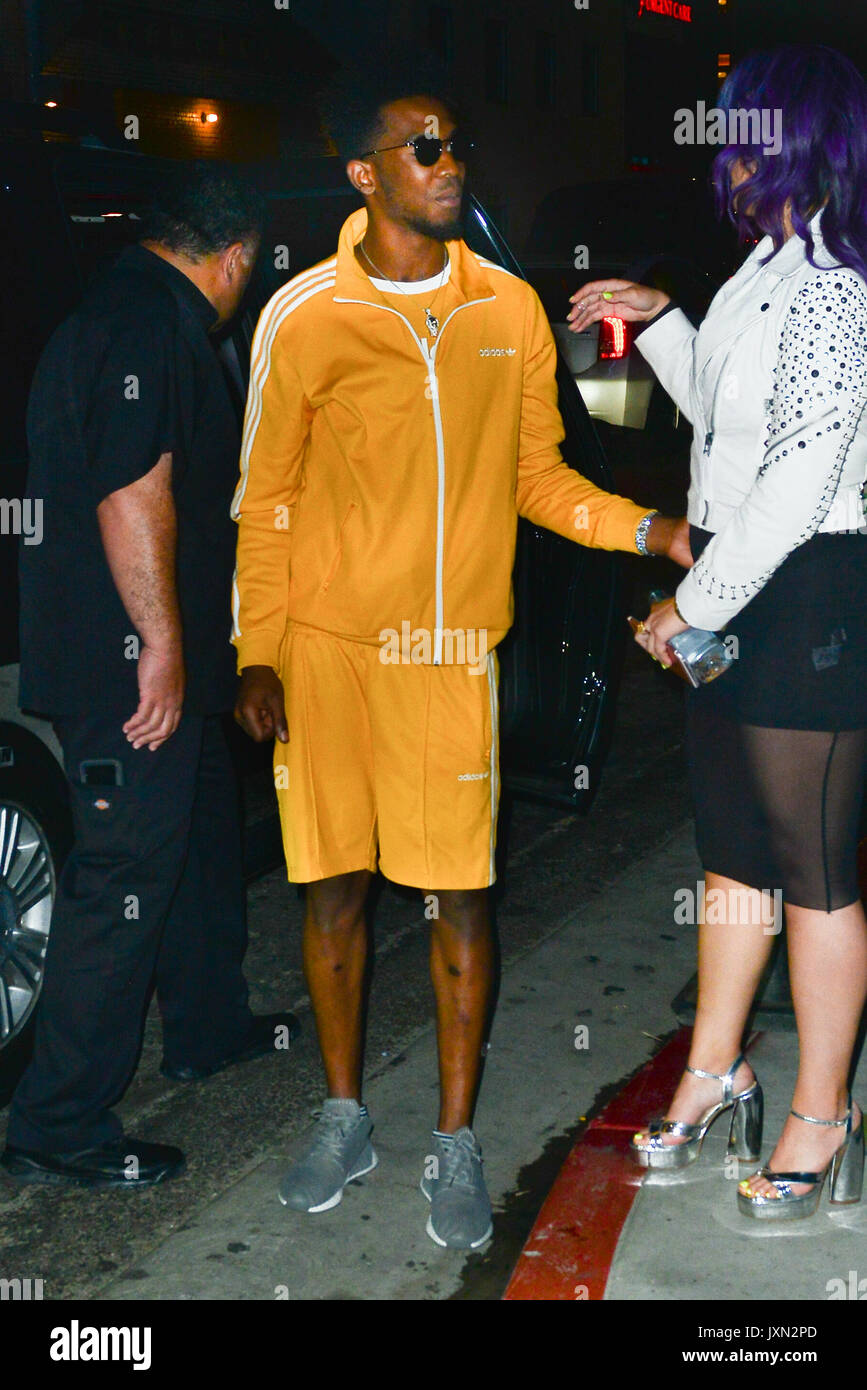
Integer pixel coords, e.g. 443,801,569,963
2,169,297,1189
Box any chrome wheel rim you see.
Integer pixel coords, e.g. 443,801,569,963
0,802,54,1046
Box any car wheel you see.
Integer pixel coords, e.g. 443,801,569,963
0,802,56,1042
0,726,71,1100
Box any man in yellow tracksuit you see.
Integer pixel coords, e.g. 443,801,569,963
232,78,688,1250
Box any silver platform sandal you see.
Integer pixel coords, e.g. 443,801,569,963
738,1096,864,1220
631,1052,763,1170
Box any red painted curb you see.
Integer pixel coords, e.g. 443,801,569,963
503,841,867,1300
503,1028,694,1301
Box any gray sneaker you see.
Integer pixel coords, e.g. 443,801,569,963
420,1127,493,1249
279,1099,377,1212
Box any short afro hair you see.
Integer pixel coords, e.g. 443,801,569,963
318,56,461,165
139,164,266,261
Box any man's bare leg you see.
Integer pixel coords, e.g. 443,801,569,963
302,869,372,1098
428,887,495,1132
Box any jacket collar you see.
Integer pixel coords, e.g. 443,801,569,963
746,207,836,281
694,208,835,372
333,206,495,304
119,244,219,331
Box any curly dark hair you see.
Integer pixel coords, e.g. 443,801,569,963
318,57,461,165
139,164,266,261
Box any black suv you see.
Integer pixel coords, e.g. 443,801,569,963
0,129,629,1084
523,176,736,443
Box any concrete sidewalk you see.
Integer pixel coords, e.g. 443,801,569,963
605,1028,867,1303
97,815,867,1302
98,822,704,1300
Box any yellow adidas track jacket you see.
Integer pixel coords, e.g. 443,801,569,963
231,207,647,672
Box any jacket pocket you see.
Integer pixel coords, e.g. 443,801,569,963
320,501,357,593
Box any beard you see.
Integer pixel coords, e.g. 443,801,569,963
404,209,464,242
378,172,464,241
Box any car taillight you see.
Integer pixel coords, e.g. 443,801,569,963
598,315,629,360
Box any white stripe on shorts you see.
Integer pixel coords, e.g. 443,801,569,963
487,652,499,884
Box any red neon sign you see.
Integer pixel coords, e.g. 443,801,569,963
638,0,693,20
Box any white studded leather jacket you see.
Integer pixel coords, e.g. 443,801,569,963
636,209,867,631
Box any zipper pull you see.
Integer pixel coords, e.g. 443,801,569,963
703,431,714,456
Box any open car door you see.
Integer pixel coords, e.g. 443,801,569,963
462,201,625,809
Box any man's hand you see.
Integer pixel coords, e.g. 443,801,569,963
645,514,693,569
123,643,185,750
567,279,670,333
235,665,288,743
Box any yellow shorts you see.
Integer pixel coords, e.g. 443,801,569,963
274,624,500,889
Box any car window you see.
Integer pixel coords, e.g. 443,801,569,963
527,178,737,282
53,151,157,289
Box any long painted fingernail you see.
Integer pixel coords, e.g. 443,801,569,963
602,291,614,300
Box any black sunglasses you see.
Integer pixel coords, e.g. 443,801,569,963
360,130,475,167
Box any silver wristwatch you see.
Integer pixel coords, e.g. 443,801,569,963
634,510,658,556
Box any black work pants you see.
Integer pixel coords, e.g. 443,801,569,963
7,712,252,1152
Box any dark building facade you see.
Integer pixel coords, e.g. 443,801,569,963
1,0,334,159
624,0,728,175
294,0,732,247
8,2,854,252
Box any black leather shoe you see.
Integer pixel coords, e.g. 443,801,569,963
159,1011,301,1082
0,1137,185,1188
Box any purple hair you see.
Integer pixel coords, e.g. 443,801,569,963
711,45,867,281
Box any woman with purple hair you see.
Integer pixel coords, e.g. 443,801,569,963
569,44,867,1220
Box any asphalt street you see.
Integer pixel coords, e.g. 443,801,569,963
0,429,696,1301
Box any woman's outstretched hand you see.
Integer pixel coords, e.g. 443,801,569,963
567,279,670,333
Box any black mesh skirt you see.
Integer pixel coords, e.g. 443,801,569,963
685,526,867,912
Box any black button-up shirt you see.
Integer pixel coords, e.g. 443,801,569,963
20,244,241,717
